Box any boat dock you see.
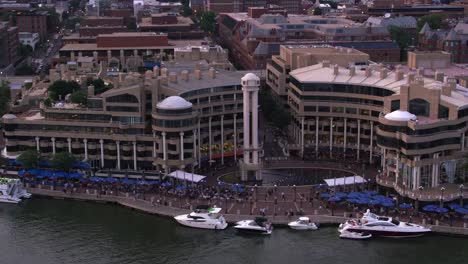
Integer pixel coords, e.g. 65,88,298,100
26,187,468,236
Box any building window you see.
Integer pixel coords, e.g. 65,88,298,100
409,98,430,117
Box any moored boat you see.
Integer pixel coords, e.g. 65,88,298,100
174,205,228,230
339,231,372,240
234,217,273,235
339,209,431,238
288,217,318,230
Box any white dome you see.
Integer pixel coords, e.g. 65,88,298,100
157,96,192,110
2,114,17,120
241,72,260,82
384,110,416,122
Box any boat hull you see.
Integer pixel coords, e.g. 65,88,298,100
288,224,318,230
344,228,430,238
174,215,228,230
234,226,272,235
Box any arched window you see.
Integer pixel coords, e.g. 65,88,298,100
409,98,430,117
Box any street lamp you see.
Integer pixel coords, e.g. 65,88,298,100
460,184,464,207
440,187,446,207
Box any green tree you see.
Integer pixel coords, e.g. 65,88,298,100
17,44,33,58
86,78,110,94
126,17,137,31
70,90,87,105
15,65,35,76
200,11,216,34
17,149,41,169
417,14,444,32
63,17,81,30
48,80,81,101
44,97,52,107
51,152,76,172
0,81,11,116
313,7,322,16
69,0,81,11
388,26,415,60
181,0,193,17
37,7,61,32
259,89,291,128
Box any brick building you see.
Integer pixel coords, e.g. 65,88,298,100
0,21,19,67
96,32,169,48
138,13,203,39
81,16,124,27
206,0,302,14
13,10,48,40
218,12,392,69
419,21,468,63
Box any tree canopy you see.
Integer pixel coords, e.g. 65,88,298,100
259,89,291,128
17,149,41,169
0,81,11,116
388,26,416,60
200,11,216,34
48,80,81,101
51,152,76,172
417,14,445,32
86,78,111,94
70,90,87,105
15,65,35,76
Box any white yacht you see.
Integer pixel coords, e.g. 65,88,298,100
0,178,31,199
174,205,228,230
0,181,22,204
234,217,273,235
339,209,431,238
288,217,318,230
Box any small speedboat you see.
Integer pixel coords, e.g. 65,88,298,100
234,217,273,235
174,205,228,230
340,231,372,240
288,217,318,230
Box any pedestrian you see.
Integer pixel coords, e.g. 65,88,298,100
281,192,285,201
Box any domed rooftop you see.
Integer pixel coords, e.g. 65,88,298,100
2,114,17,120
384,110,416,122
157,96,192,110
241,73,260,82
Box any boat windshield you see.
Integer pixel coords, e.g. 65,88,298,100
391,219,400,226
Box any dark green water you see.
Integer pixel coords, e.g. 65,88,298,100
0,198,466,264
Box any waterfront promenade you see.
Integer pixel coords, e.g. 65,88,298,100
26,186,468,236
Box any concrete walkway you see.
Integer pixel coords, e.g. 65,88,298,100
26,187,468,235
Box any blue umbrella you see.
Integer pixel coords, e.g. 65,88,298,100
422,204,438,212
356,198,371,205
399,203,413,209
381,202,395,207
464,205,468,210
435,207,449,214
17,170,26,177
347,198,358,203
335,192,348,199
320,193,332,198
447,203,461,210
455,208,468,215
368,200,380,205
328,197,341,202
372,195,387,200
175,186,187,191
347,192,362,198
365,191,378,196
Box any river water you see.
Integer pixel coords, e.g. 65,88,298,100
0,198,466,264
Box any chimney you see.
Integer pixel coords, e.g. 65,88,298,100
417,67,425,77
145,70,152,79
447,76,457,90
322,60,330,67
93,51,98,62
349,66,355,76
380,68,388,79
333,64,339,75
71,51,75,61
87,85,95,96
159,76,168,85
415,76,424,85
435,71,444,82
169,72,177,83
181,70,189,81
194,69,202,80
407,72,415,84
208,67,216,79
365,68,372,77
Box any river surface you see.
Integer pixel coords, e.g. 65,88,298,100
0,198,466,264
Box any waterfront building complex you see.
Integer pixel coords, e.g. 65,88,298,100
3,65,254,174
283,62,468,190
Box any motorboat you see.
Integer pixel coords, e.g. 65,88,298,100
174,205,228,230
339,209,431,238
0,178,30,199
288,217,318,230
234,217,273,235
340,231,372,240
0,181,21,204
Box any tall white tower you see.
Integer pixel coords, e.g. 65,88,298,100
240,73,262,181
